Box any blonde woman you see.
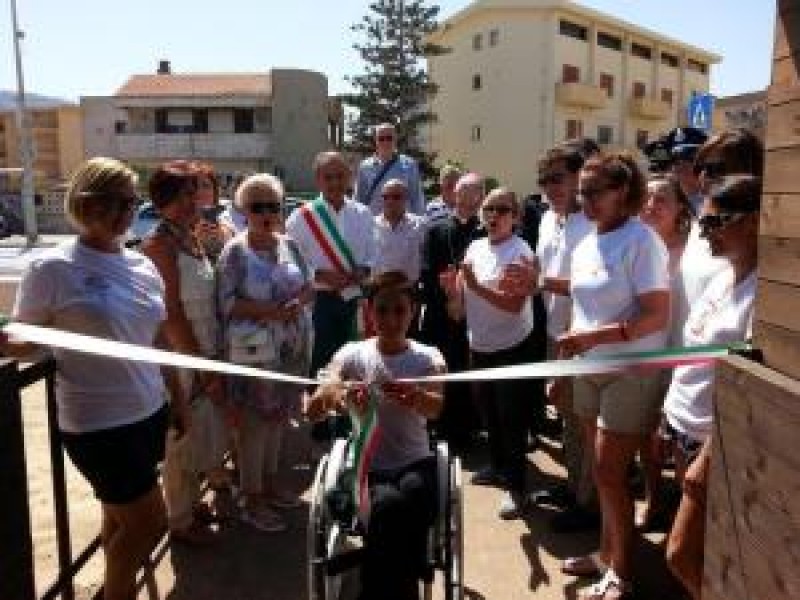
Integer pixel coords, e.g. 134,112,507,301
1,157,186,600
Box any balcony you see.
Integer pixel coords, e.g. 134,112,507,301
629,97,671,120
116,132,272,161
555,82,608,109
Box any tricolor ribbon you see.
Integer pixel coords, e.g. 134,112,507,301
347,385,382,522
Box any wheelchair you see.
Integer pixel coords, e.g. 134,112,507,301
307,437,464,600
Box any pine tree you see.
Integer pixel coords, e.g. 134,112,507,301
342,0,447,187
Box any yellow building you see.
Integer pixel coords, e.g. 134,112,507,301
427,0,721,194
0,104,84,186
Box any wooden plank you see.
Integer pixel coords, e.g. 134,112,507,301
767,84,800,106
774,0,800,60
754,319,800,380
760,193,800,239
772,55,800,88
766,98,800,149
755,280,800,332
763,147,800,194
759,236,800,285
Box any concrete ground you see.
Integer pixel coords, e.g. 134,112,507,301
21,380,686,600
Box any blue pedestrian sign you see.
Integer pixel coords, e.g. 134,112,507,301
687,93,714,132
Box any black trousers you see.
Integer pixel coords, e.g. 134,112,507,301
472,332,541,493
359,456,438,600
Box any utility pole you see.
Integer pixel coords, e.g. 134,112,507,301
10,0,38,244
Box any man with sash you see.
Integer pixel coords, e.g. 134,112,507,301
287,152,376,378
354,122,426,216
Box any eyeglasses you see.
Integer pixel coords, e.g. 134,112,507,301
482,204,514,215
698,212,748,236
247,201,282,215
538,172,567,186
377,135,395,142
578,185,617,202
694,160,727,179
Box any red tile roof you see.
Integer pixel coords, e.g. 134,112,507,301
115,74,271,98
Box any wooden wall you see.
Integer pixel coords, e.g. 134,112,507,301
755,0,800,378
704,3,800,600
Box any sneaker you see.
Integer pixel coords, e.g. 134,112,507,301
550,506,601,533
578,569,633,600
471,466,507,487
240,506,288,533
529,484,574,509
498,492,528,520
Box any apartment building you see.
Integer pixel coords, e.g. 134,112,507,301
427,0,721,194
82,63,332,192
0,104,83,186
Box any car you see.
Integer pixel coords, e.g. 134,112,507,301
125,201,160,246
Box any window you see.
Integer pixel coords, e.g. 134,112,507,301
633,81,647,99
687,59,708,74
661,88,674,106
472,74,482,90
597,125,614,145
661,52,679,68
471,125,481,142
114,120,127,134
597,31,622,51
193,109,208,134
566,119,583,140
630,42,652,60
636,129,649,149
473,33,483,50
489,29,500,47
559,19,587,41
562,64,581,83
234,108,254,133
599,72,615,97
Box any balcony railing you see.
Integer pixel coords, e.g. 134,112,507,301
116,132,272,160
629,97,672,120
555,82,608,110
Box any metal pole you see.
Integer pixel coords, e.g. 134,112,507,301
10,0,38,244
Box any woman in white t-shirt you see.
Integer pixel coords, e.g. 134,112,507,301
1,158,187,600
558,153,670,600
447,187,538,520
664,175,760,600
637,174,694,530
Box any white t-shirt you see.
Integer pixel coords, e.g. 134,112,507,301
665,270,756,442
672,222,732,341
334,338,445,471
570,218,669,356
13,240,167,433
463,235,534,353
536,209,594,339
373,213,426,283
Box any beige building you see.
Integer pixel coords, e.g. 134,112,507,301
714,90,766,140
82,63,333,192
0,104,84,186
427,0,721,194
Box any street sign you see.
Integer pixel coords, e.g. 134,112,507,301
687,93,714,132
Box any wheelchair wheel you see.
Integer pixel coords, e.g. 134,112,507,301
308,453,330,600
444,455,464,600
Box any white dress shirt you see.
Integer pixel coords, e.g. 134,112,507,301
373,213,426,283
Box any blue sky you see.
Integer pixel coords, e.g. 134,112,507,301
0,1,775,101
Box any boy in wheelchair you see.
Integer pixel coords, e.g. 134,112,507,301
306,271,447,600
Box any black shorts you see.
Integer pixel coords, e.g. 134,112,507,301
60,404,168,505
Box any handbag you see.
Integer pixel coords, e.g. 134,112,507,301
227,327,276,365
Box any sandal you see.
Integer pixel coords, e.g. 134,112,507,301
562,553,608,577
240,506,287,533
578,569,633,600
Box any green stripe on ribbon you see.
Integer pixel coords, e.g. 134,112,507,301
312,198,358,271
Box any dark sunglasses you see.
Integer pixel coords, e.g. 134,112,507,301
382,192,405,200
578,185,617,201
694,160,727,178
538,172,567,186
697,212,748,236
377,135,395,142
373,303,411,316
482,204,513,215
247,201,282,215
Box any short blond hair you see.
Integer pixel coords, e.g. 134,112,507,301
65,157,138,229
234,173,285,209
